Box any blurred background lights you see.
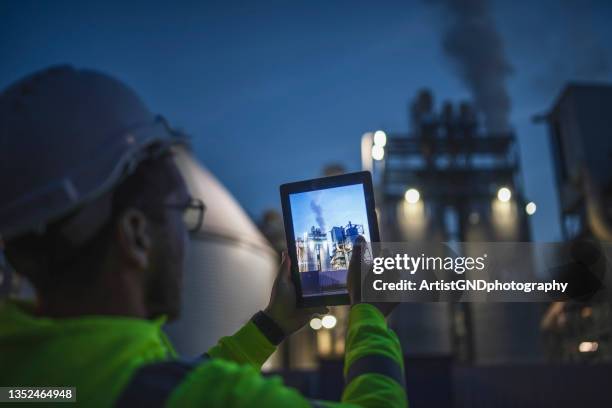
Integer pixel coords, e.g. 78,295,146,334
405,188,420,204
309,317,322,330
373,130,387,147
497,187,512,202
578,341,599,353
525,201,537,215
371,145,385,161
321,315,337,329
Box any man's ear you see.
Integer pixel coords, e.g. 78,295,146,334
117,209,152,270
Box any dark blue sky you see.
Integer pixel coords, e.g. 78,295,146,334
2,0,612,241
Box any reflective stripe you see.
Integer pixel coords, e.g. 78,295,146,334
345,354,405,388
116,355,208,407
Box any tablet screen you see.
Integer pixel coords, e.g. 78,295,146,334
288,183,372,297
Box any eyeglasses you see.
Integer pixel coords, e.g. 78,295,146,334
165,197,206,233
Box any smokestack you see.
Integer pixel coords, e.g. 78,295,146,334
310,200,326,232
428,0,513,133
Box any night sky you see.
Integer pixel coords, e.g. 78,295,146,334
2,0,612,241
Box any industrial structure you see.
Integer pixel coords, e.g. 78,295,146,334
297,226,331,273
330,222,363,269
296,222,363,272
297,222,364,296
537,83,612,362
364,89,542,364
369,90,531,243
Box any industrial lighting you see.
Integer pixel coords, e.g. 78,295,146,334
321,315,337,329
310,317,323,330
371,145,385,161
578,341,599,353
405,188,420,204
525,201,536,215
373,130,387,147
497,187,512,202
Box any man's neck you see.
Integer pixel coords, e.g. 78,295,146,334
35,275,147,319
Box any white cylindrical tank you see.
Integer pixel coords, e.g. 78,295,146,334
165,149,278,357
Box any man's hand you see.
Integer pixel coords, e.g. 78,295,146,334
265,252,329,336
347,236,397,317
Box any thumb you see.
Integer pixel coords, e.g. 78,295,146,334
279,250,291,278
348,236,366,304
350,235,366,270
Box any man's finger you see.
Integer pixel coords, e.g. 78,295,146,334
349,235,366,272
348,235,366,304
279,250,291,278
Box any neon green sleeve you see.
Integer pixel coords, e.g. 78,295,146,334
168,359,313,408
207,321,276,370
175,304,406,408
339,303,407,408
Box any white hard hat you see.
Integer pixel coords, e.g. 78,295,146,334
0,65,186,241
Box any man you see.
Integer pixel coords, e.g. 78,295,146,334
0,66,406,407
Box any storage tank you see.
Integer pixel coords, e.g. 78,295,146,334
163,149,278,358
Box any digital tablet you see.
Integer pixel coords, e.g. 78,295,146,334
280,171,380,307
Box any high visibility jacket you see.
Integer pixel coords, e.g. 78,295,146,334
0,300,406,407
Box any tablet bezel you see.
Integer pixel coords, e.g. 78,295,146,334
279,171,380,307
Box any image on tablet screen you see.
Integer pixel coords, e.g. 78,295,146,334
289,183,371,297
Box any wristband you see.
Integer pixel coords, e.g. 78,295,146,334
251,311,286,346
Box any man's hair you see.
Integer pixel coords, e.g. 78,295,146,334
5,154,182,293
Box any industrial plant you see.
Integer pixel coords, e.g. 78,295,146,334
363,89,542,364
537,83,612,363
297,221,364,296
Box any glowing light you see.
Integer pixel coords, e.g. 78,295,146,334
310,317,322,330
317,328,332,355
399,200,426,238
321,315,337,329
525,201,536,215
578,341,598,353
497,187,512,202
371,145,385,161
373,130,387,147
404,188,420,204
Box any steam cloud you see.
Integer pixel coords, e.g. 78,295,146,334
429,0,513,132
310,200,326,232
